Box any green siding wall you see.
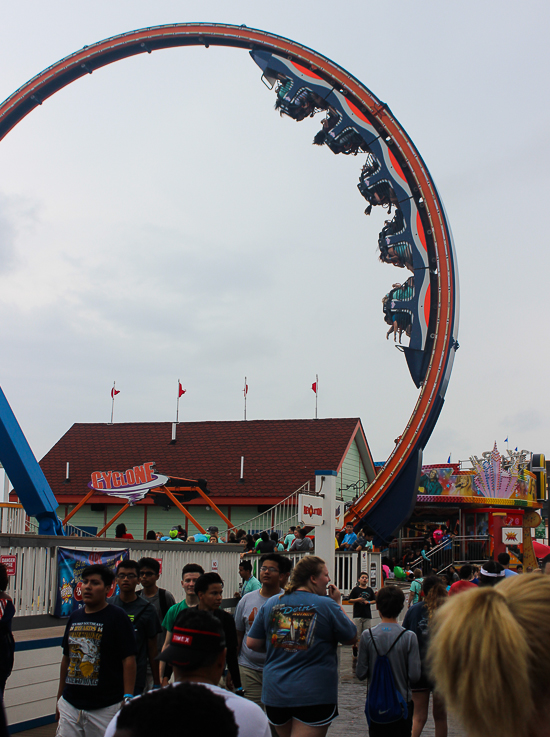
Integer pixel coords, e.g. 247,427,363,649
59,504,260,540
337,439,369,502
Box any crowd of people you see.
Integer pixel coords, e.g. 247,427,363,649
2,544,550,737
116,523,317,552
116,521,383,555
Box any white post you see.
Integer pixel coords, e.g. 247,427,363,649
314,470,337,581
3,469,8,503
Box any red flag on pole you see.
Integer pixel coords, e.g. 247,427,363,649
111,387,120,399
244,383,248,395
311,382,317,394
178,382,186,398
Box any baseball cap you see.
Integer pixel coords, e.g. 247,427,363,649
157,610,226,668
169,528,179,539
206,526,219,533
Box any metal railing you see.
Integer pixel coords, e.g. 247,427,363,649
64,523,97,537
223,481,310,538
409,536,491,574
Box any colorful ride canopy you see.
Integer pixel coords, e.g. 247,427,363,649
0,24,459,543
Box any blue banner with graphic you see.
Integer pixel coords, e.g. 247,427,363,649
54,547,128,618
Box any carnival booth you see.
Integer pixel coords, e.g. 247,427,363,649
402,445,545,570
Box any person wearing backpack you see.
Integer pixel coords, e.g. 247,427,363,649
356,585,420,736
137,557,176,691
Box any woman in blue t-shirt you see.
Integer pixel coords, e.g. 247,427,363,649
247,555,356,737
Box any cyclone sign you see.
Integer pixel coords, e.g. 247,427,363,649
88,461,168,504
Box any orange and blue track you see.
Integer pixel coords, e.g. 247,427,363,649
0,24,459,543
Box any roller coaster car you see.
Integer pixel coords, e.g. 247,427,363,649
358,175,398,215
378,208,413,271
379,239,413,271
360,153,381,179
383,279,413,342
380,209,405,238
314,115,369,155
274,78,327,121
383,272,433,386
389,277,414,307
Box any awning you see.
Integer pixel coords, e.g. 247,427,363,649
532,540,550,558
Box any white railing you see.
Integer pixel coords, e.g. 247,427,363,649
223,481,309,539
0,503,109,538
64,523,97,537
0,537,246,617
244,550,381,597
0,533,382,618
0,504,27,535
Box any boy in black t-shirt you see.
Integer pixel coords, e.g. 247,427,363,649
348,573,376,657
56,564,136,737
109,560,163,695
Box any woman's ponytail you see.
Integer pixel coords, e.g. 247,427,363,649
428,575,550,737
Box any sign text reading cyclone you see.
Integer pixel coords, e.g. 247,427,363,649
91,462,156,489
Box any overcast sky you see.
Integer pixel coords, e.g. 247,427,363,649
0,0,549,481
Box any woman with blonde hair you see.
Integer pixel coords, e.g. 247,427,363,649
403,576,448,737
247,555,356,737
428,574,550,737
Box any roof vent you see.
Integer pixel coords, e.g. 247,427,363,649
238,455,245,483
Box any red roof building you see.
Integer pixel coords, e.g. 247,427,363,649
35,418,375,539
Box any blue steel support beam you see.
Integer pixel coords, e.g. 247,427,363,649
0,386,64,535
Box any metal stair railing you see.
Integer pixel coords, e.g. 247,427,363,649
222,481,310,539
409,536,491,573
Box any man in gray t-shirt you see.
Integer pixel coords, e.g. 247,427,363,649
234,553,290,709
289,529,313,551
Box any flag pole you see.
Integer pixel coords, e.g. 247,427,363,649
110,381,116,424
315,374,318,420
244,376,247,421
176,379,180,424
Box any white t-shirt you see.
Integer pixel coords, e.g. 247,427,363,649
104,682,270,737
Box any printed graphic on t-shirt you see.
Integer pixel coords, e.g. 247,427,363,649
247,607,259,627
269,604,317,651
66,622,103,685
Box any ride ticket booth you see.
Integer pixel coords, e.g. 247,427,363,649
407,446,545,569
461,508,526,565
